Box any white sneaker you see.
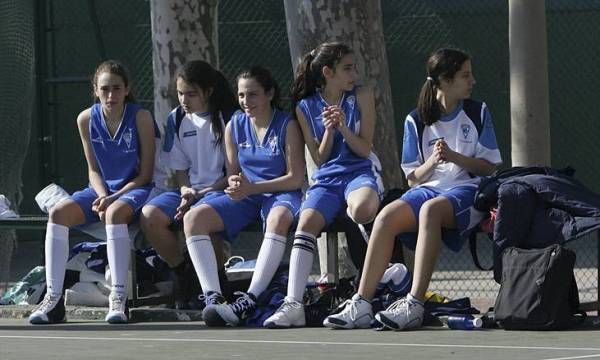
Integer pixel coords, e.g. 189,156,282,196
29,293,66,324
263,297,305,328
323,293,373,329
374,295,424,331
105,293,129,324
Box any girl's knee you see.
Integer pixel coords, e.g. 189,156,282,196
104,203,132,224
347,201,378,224
265,208,293,234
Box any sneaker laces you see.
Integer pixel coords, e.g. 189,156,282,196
109,294,126,312
276,298,301,314
205,292,224,306
344,298,363,321
36,294,59,313
230,292,254,313
386,297,411,317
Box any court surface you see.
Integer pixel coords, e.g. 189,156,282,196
1,318,600,360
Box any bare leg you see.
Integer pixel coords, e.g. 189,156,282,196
346,187,380,224
410,197,455,300
357,200,416,300
140,205,183,267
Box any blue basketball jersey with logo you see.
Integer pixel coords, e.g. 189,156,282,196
231,109,291,183
89,103,143,193
298,87,376,180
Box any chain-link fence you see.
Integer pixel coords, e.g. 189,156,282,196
7,0,599,304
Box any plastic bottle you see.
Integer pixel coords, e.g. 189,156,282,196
446,315,483,330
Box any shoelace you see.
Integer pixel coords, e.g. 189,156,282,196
206,293,223,306
230,293,254,313
277,299,300,314
110,294,126,312
36,294,59,313
386,298,410,317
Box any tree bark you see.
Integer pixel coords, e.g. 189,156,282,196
509,0,551,166
150,0,219,128
150,0,219,188
284,0,403,189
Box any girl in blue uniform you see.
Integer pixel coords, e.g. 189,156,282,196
140,60,237,309
29,60,156,324
183,66,305,326
324,48,502,330
264,42,384,328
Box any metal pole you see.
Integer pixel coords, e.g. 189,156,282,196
509,0,551,166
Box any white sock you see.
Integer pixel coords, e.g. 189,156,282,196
45,223,69,297
106,224,131,296
186,234,221,294
287,231,316,302
247,232,287,297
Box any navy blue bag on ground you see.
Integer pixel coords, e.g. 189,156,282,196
494,244,584,330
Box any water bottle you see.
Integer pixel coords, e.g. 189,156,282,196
446,315,483,330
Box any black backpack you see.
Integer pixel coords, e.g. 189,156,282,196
494,244,585,330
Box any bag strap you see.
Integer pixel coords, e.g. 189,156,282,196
469,231,493,271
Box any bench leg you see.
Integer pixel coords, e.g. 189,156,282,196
327,231,339,284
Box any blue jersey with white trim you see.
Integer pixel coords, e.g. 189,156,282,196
231,109,291,183
298,87,379,180
89,103,143,193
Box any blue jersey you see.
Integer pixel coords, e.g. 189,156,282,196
89,102,144,193
231,109,291,183
298,87,379,180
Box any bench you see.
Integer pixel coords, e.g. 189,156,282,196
0,215,348,307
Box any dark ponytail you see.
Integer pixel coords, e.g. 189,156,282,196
417,48,470,125
290,42,353,116
176,60,238,145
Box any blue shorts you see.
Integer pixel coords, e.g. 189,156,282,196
71,186,153,226
144,190,202,221
301,169,383,226
397,185,481,252
193,190,302,242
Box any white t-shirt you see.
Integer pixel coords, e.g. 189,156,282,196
169,112,225,190
401,100,502,192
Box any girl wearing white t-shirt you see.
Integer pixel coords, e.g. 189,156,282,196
324,48,502,331
140,60,238,309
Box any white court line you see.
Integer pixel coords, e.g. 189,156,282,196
542,354,600,360
0,335,599,353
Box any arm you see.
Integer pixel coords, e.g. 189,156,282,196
295,105,335,166
226,120,306,200
105,109,156,201
335,86,375,158
77,109,108,199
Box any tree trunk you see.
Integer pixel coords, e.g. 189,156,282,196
150,0,219,124
150,0,219,188
284,0,403,190
509,0,551,166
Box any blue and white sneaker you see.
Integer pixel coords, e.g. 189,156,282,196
105,293,129,324
29,293,66,325
374,294,424,331
202,291,227,327
323,293,373,329
209,291,257,327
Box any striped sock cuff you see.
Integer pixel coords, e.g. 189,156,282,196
186,234,211,246
264,232,287,245
292,231,317,253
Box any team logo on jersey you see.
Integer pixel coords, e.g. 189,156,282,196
267,135,278,153
461,124,471,139
123,128,133,148
346,95,356,109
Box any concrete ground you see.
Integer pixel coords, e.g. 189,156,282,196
1,315,600,360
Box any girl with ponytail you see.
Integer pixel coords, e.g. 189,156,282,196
324,48,502,331
264,42,384,328
140,60,238,310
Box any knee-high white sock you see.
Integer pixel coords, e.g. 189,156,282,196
45,223,69,297
287,231,317,301
247,232,287,297
186,235,221,294
106,224,131,296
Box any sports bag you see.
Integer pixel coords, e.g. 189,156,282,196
494,244,584,330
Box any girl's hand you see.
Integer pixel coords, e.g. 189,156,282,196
180,186,198,201
321,106,343,130
436,139,458,163
225,172,253,201
427,139,447,165
175,196,193,221
92,194,116,213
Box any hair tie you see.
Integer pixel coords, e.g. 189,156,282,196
426,76,434,82
310,49,317,57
